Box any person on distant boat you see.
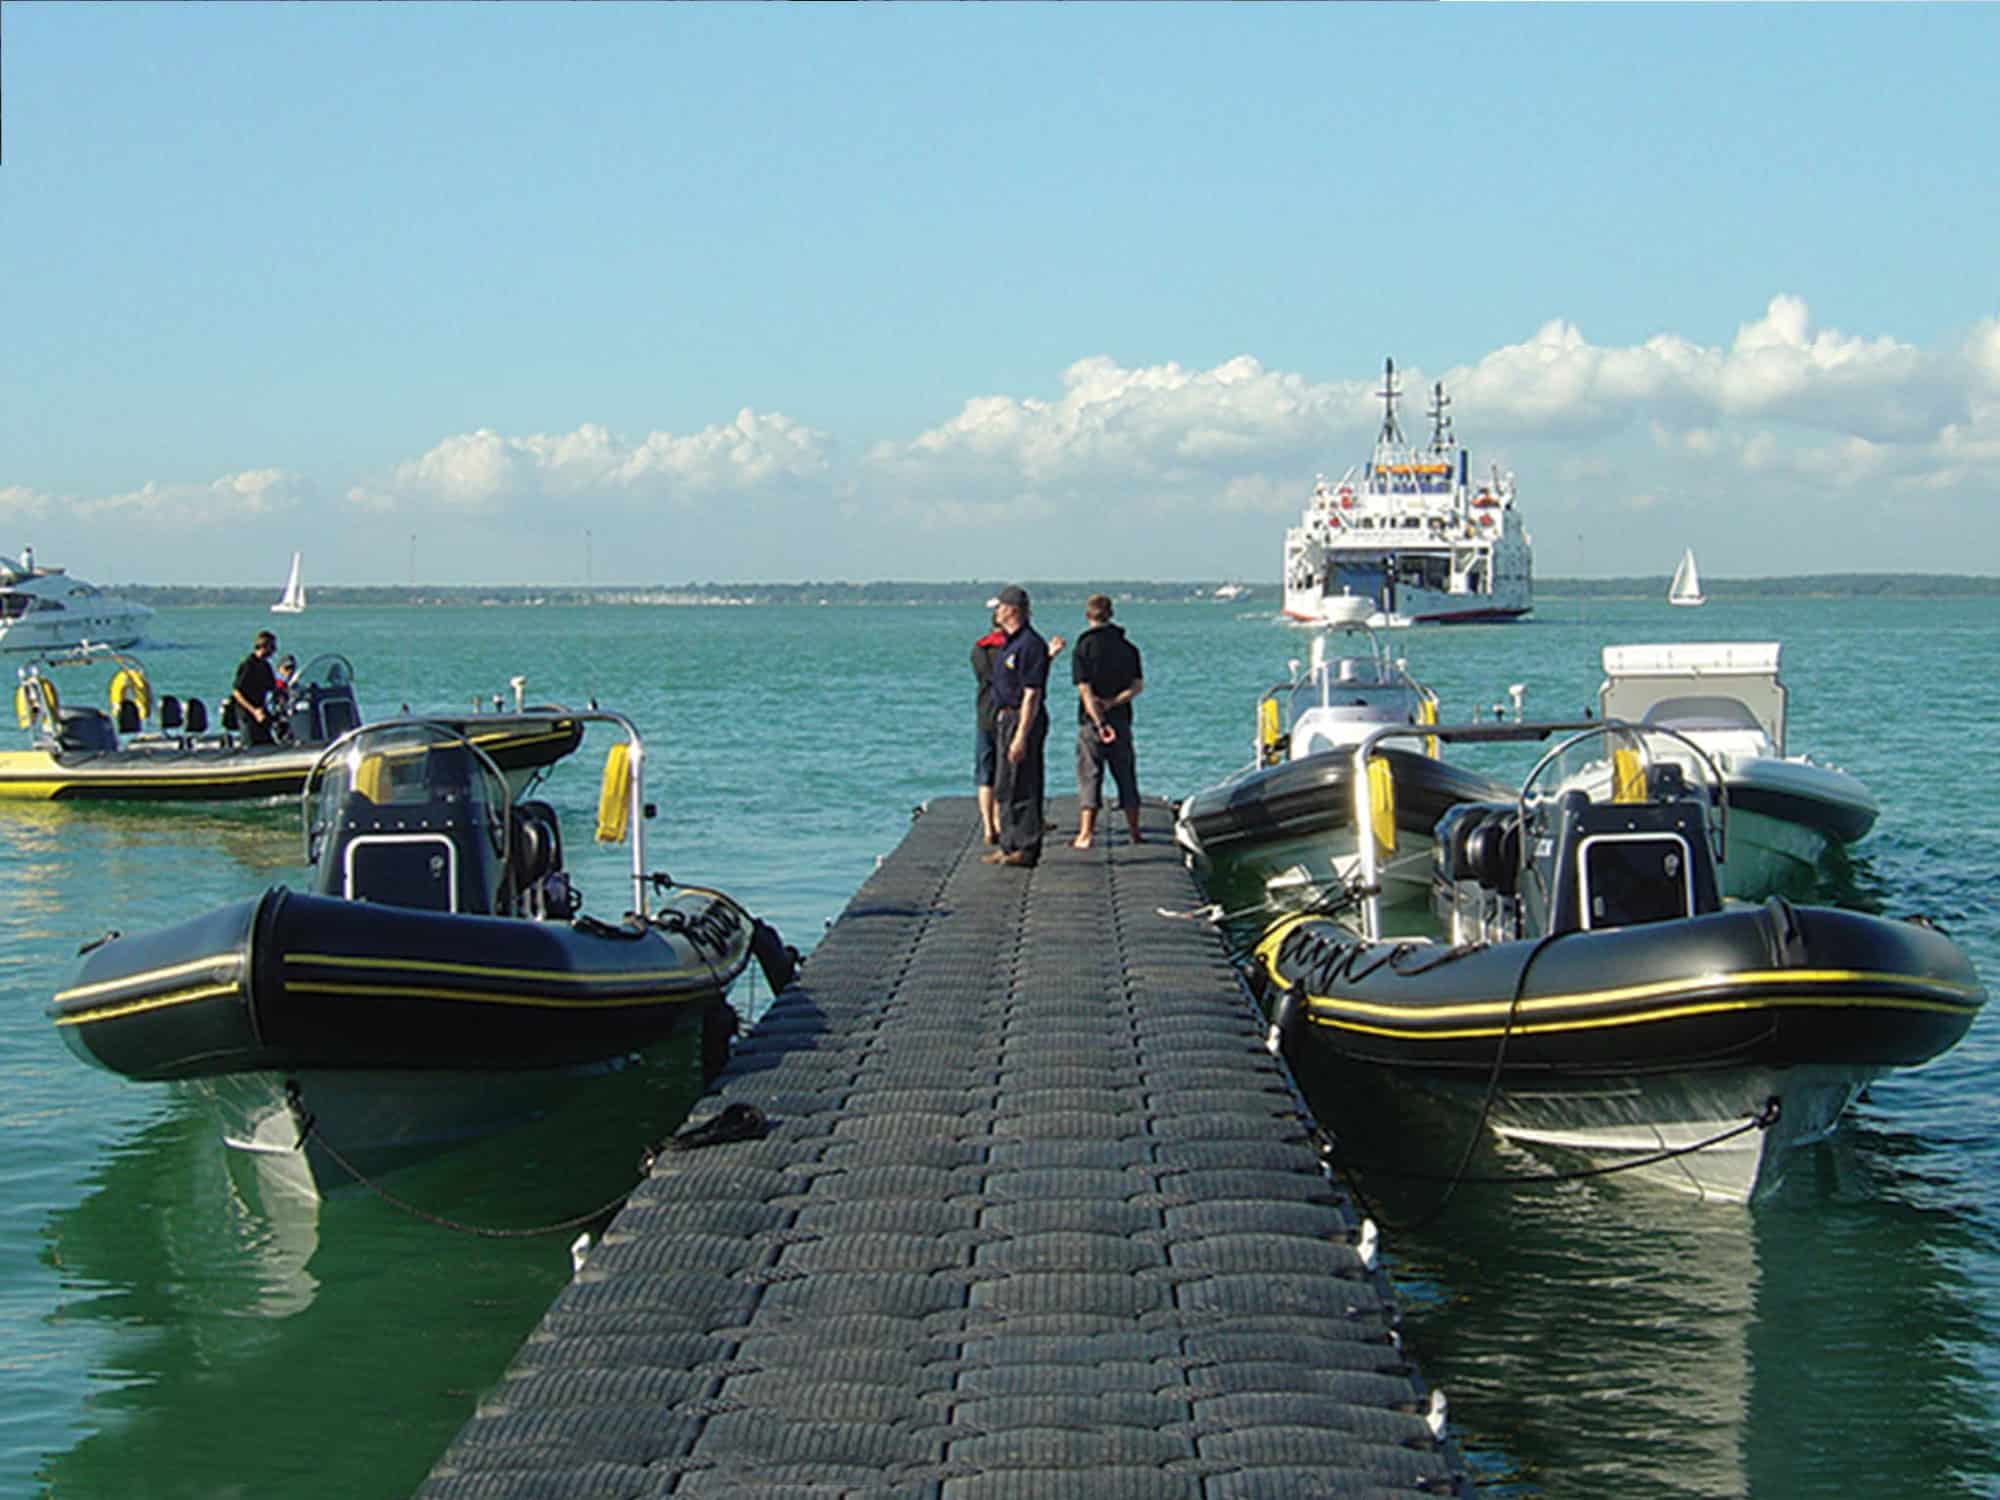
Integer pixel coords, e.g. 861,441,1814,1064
231,629,280,746
269,654,298,740
984,585,1050,869
1069,593,1144,850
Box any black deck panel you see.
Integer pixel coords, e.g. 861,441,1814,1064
421,795,1469,1498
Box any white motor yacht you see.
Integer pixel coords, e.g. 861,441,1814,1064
0,548,152,654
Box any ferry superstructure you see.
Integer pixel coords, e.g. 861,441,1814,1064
1282,360,1532,627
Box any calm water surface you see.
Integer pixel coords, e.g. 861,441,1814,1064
2,596,1994,1497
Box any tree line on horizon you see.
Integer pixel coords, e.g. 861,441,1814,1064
112,573,2000,608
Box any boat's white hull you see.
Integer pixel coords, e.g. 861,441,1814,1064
1477,1064,1871,1204
1177,816,1440,918
1283,576,1530,627
0,603,152,654
1714,757,1877,898
191,1058,648,1201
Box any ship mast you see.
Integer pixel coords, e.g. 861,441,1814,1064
1427,381,1454,455
1376,358,1405,447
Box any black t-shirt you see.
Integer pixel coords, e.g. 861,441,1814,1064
233,652,277,713
990,625,1050,713
1071,623,1142,727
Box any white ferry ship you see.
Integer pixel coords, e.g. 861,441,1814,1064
1282,360,1532,627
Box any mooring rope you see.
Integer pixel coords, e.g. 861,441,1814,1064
1324,1097,1785,1234
294,1104,639,1240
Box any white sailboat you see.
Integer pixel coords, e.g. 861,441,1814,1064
1669,548,1705,607
272,552,306,614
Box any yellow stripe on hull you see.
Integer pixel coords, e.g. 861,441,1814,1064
52,982,244,1026
54,951,247,1006
1304,978,1983,1044
284,981,716,1011
282,950,719,988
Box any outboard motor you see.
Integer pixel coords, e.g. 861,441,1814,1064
57,707,119,754
1431,801,1522,947
507,799,579,919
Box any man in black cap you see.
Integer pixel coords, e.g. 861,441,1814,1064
983,585,1049,867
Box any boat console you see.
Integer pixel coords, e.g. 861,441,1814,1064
1430,728,1726,949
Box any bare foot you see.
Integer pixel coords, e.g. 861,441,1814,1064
983,829,1000,845
1072,834,1093,850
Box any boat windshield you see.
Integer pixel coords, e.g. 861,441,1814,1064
294,653,354,695
305,721,510,871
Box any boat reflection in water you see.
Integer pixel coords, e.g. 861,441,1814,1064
1295,1061,2000,1497
39,1025,711,1498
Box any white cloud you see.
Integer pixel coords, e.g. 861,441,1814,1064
12,292,1998,580
346,410,835,516
72,468,311,528
0,485,54,522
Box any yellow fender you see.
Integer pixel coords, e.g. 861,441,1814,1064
354,753,389,803
1367,755,1396,856
596,741,632,844
15,673,57,730
108,665,152,721
1418,690,1439,758
1256,696,1284,766
1612,747,1646,804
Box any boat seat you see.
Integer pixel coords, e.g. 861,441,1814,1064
183,698,209,735
158,695,183,732
116,699,143,735
293,683,361,744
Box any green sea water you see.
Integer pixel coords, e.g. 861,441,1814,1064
2,595,1995,1497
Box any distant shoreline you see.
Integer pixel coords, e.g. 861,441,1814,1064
113,574,2000,608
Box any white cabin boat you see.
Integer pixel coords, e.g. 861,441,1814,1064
1669,548,1705,606
0,548,152,655
272,552,306,614
1594,641,1877,898
1282,360,1532,627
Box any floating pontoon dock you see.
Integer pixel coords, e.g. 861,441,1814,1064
420,795,1469,1497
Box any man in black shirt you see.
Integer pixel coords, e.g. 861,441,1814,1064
231,629,281,746
984,585,1050,868
1070,593,1144,849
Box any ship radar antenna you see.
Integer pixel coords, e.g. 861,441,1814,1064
1428,381,1454,453
1376,358,1405,446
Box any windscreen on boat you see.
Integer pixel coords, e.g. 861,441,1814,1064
305,722,510,870
294,654,354,694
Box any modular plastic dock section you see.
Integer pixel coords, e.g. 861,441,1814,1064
421,796,1469,1498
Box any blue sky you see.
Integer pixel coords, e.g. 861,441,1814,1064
4,3,1996,586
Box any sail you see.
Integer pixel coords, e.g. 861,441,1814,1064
272,553,306,614
1669,548,1705,607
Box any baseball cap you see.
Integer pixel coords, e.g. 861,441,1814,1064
989,585,1030,609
